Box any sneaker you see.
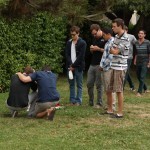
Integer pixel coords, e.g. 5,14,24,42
130,88,136,92
89,101,94,106
12,111,18,118
136,93,142,97
27,104,31,112
74,103,81,106
55,103,65,110
94,104,102,109
47,107,56,121
55,103,61,109
144,90,150,93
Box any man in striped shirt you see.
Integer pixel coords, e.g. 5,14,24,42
108,18,130,118
134,30,150,97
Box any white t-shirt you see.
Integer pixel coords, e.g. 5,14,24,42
71,42,76,63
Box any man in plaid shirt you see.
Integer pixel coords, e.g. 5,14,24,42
100,28,116,113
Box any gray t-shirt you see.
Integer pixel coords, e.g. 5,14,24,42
127,34,137,59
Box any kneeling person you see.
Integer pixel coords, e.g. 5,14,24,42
17,65,60,120
6,66,37,117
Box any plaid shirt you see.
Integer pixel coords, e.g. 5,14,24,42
100,37,114,71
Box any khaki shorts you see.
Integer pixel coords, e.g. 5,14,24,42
101,69,112,91
102,69,126,92
34,101,59,116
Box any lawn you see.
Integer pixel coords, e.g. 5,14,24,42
0,72,150,150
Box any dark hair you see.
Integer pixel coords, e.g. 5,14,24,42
42,65,51,71
112,18,124,29
90,24,101,31
24,66,34,74
138,29,146,34
70,26,80,34
102,27,113,35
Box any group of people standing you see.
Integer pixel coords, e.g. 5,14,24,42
66,18,150,118
6,18,150,120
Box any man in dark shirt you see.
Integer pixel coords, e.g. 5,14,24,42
65,26,87,105
6,66,37,117
17,65,60,120
87,24,105,107
134,29,150,97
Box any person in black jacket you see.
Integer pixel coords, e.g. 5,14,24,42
65,26,87,105
6,66,37,117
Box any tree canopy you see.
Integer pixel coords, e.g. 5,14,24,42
0,0,149,26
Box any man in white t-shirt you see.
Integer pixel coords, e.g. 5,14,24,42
65,26,87,105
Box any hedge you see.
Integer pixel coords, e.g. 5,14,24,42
0,12,67,92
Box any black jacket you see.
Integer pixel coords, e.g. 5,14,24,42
7,74,37,108
65,37,87,71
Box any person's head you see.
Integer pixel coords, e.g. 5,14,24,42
90,24,103,38
102,27,113,41
112,18,125,35
70,26,80,41
24,66,34,75
41,65,51,71
138,29,146,40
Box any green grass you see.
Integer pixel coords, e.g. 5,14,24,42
0,72,150,150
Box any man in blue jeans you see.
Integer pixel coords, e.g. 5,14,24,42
134,29,150,97
123,26,137,91
65,26,87,105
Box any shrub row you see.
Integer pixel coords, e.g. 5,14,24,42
0,12,67,92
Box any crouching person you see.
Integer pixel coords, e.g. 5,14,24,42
6,66,37,117
17,65,60,121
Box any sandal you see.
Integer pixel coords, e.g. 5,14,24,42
101,111,114,115
111,114,123,118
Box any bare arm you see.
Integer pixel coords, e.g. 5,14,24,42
16,72,32,83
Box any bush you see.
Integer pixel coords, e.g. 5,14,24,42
0,12,67,92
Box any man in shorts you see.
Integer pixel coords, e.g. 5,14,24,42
108,18,130,118
99,27,115,112
17,65,60,121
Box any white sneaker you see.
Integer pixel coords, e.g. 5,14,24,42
94,104,102,109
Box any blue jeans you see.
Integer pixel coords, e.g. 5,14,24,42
136,64,148,93
124,59,134,89
68,68,83,104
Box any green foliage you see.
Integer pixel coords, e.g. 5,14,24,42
113,0,150,16
0,12,67,92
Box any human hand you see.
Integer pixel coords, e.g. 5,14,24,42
110,47,119,55
68,67,75,71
